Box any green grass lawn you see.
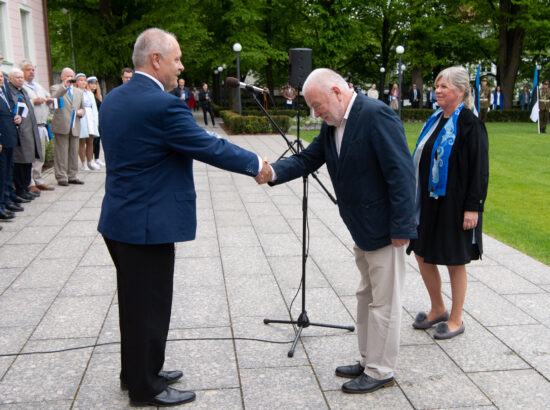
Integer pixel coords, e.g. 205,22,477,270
296,123,550,265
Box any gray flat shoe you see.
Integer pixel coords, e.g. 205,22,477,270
412,311,449,329
433,322,465,339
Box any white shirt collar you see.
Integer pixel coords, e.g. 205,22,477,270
135,71,164,90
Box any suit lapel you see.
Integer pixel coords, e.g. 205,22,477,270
337,98,360,166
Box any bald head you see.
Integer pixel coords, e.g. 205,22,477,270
302,68,351,97
132,28,177,70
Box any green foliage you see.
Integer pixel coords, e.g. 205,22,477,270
44,139,55,163
220,110,290,134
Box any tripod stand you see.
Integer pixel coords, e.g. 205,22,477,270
248,89,355,357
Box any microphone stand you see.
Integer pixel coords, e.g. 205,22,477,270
246,88,354,358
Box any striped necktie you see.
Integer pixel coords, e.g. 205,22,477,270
68,87,73,102
0,87,9,108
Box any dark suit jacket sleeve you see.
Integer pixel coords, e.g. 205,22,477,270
269,129,327,184
164,100,259,176
369,108,417,239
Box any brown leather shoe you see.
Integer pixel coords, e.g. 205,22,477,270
37,184,55,191
29,186,41,194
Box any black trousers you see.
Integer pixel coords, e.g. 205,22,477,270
201,103,215,125
93,136,101,160
104,237,175,400
13,162,32,196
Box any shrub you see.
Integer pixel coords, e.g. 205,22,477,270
399,107,532,122
220,110,291,134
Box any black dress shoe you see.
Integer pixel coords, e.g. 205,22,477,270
25,190,40,197
342,373,395,394
0,210,15,220
11,195,30,203
19,192,35,201
130,387,196,407
68,178,84,184
58,181,69,187
120,370,184,391
6,202,24,212
335,362,365,378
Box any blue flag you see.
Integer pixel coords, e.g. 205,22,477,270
531,65,539,97
475,63,481,113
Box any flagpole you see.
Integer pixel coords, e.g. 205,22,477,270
537,84,541,134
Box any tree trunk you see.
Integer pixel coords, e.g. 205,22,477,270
497,0,525,109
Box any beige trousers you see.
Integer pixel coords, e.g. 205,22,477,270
29,126,48,187
354,244,406,380
53,133,80,183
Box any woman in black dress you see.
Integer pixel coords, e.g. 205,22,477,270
408,66,489,339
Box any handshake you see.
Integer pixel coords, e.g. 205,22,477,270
255,157,273,185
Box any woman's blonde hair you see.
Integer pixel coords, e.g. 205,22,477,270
435,66,473,110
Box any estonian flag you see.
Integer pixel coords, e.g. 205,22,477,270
530,65,539,128
475,63,481,115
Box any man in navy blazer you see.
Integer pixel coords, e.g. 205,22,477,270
98,28,270,407
257,69,416,395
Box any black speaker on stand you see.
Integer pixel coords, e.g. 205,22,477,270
264,48,354,358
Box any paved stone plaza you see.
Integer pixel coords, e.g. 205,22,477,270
0,112,549,409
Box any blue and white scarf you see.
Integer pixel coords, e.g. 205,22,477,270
412,102,463,199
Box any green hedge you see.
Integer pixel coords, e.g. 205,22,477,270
399,107,532,122
220,110,291,134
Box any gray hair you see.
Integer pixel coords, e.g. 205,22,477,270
9,67,23,79
435,66,474,110
302,68,349,96
61,67,74,78
132,28,177,69
18,59,34,69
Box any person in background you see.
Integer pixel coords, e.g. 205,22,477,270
492,85,503,110
409,83,420,108
367,84,379,100
7,68,42,201
171,78,189,101
539,81,550,133
76,73,100,171
390,83,399,110
21,59,55,192
199,83,216,127
519,85,530,111
192,87,200,112
425,86,436,109
479,77,491,122
408,66,489,340
283,82,297,110
88,76,105,167
121,67,133,84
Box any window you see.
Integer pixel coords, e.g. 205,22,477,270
0,1,8,61
20,8,34,60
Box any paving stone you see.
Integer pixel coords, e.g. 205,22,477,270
57,220,101,237
212,198,245,212
59,190,95,201
243,202,280,217
226,274,288,318
313,256,359,296
195,219,216,239
6,225,60,245
0,326,34,376
402,271,451,315
214,210,251,227
40,236,94,260
174,257,224,288
324,387,413,409
32,295,112,339
434,312,528,372
177,237,220,258
10,258,78,290
197,207,215,222
400,309,435,346
268,255,328,289
469,369,550,409
78,242,113,266
258,232,302,257
60,265,116,297
0,216,34,233
396,345,490,408
0,338,93,404
95,303,120,354
504,293,550,326
181,389,242,410
164,328,239,391
0,400,73,409
46,200,86,213
0,288,57,327
72,207,101,221
0,244,44,269
467,265,544,295
31,211,74,226
171,285,229,329
240,366,328,409
490,324,550,379
250,214,293,234
217,227,260,248
220,246,272,277
457,282,538,326
0,268,20,293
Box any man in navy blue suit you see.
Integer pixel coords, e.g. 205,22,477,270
257,68,416,395
98,28,270,407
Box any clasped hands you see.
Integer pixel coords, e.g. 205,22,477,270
255,157,272,184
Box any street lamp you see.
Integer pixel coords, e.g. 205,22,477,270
379,67,385,102
396,45,405,119
61,8,76,71
217,66,224,106
233,43,242,115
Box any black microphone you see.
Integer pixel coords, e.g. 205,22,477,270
226,77,266,94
